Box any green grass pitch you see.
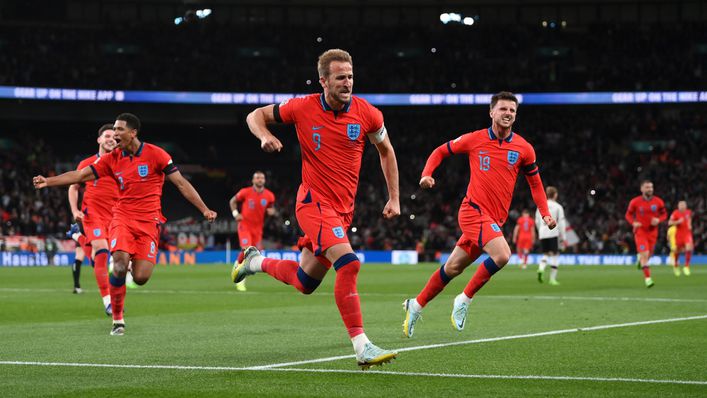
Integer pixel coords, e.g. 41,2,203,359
1,263,706,397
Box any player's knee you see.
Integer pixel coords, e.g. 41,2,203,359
494,251,511,266
297,267,321,295
133,276,149,286
333,253,360,273
111,260,129,276
444,261,465,277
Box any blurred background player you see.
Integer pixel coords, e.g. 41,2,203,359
402,91,556,338
668,200,693,276
33,113,217,335
624,180,666,288
235,49,401,369
228,170,276,291
666,224,677,267
66,223,92,294
512,209,535,269
535,186,567,285
67,124,118,314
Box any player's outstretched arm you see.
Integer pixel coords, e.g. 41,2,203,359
167,171,217,222
420,143,452,189
373,134,400,219
246,104,283,153
33,167,95,189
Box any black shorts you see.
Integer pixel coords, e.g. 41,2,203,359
540,237,559,253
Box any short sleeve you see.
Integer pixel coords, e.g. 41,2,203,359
268,191,276,207
447,133,476,155
90,153,114,179
365,103,384,134
274,97,305,124
521,143,539,176
235,188,247,202
154,146,177,175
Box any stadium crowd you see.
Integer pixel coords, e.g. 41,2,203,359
2,106,704,257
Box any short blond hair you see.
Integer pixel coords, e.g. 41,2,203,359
317,49,353,78
546,186,558,199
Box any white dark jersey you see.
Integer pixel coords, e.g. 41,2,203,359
536,199,566,240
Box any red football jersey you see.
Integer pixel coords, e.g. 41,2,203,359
275,93,384,213
424,128,547,225
90,142,177,222
670,209,693,235
625,195,667,234
236,187,275,231
516,215,535,239
76,153,119,222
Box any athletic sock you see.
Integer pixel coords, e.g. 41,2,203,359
642,265,651,278
109,274,126,322
685,251,692,268
333,254,363,338
455,292,472,306
72,259,82,288
673,251,680,268
415,265,452,307
351,333,370,356
550,255,559,280
261,258,321,294
463,257,501,298
93,250,110,297
538,255,547,272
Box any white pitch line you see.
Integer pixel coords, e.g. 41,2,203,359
1,361,705,386
275,368,707,386
1,287,705,303
246,314,707,369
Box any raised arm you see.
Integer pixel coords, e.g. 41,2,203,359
166,171,216,222
246,104,283,153
373,134,400,219
33,167,95,189
419,143,453,189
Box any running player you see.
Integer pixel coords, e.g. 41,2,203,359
67,124,118,314
229,170,276,291
33,113,217,335
668,200,693,276
402,91,556,338
512,209,535,269
66,223,92,294
235,49,400,369
535,186,567,285
625,180,667,288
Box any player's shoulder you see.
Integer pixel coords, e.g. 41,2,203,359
510,131,534,148
77,154,98,168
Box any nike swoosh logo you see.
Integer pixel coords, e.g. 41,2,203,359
479,151,488,154
312,126,323,130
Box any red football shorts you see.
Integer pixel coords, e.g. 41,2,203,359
237,222,263,249
83,215,110,243
675,233,693,249
516,236,533,252
77,234,93,261
634,229,657,254
295,185,353,257
456,202,505,254
109,217,160,264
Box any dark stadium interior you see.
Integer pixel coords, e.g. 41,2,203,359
0,0,704,256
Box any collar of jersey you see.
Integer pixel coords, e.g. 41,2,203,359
320,93,351,113
487,127,514,143
122,141,145,157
